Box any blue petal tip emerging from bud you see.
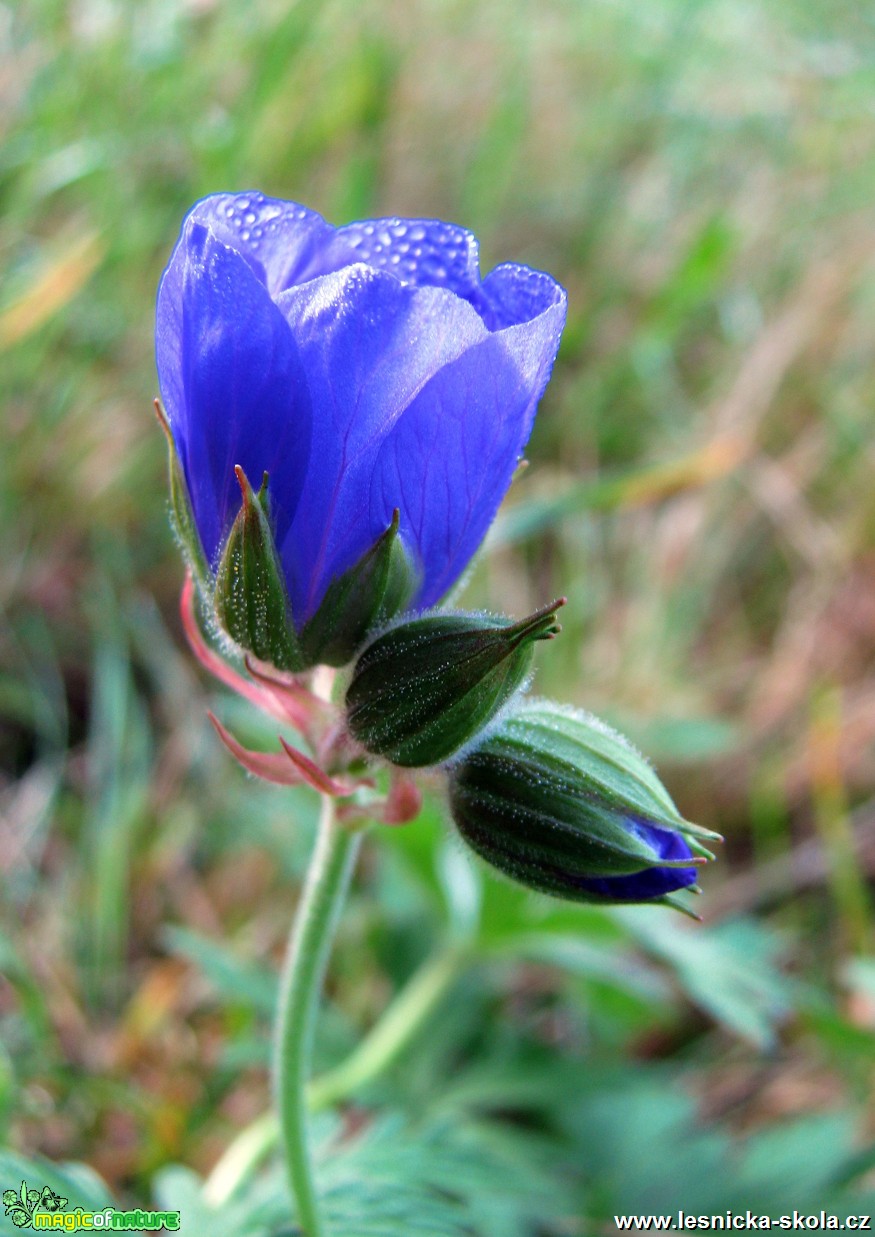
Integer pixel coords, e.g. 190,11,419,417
447,702,710,914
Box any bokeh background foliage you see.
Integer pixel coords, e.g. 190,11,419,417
3,0,875,1230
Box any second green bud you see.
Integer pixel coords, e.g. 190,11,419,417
345,599,565,767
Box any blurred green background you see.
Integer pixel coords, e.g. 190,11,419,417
3,0,875,1231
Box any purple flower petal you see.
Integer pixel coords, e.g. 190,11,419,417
335,217,484,301
156,218,312,566
574,821,699,901
275,263,489,620
370,286,566,607
186,192,342,297
480,262,568,330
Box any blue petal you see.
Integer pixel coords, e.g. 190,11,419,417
186,192,342,297
275,263,490,620
334,217,485,301
370,282,567,607
480,262,568,330
156,219,312,568
574,822,699,902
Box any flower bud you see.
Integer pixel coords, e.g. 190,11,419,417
345,601,564,768
299,510,418,668
214,467,304,672
447,702,719,911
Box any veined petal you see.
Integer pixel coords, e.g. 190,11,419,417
370,287,567,608
156,219,312,567
275,263,489,621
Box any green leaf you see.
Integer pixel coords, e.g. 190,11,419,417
615,910,792,1047
316,1110,574,1237
0,1153,112,1216
739,1115,860,1211
504,930,671,1005
156,1109,574,1237
161,925,278,1017
151,1166,278,1237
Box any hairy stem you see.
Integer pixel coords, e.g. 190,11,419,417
273,796,360,1236
205,941,466,1205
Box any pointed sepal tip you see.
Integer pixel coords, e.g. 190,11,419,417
213,465,304,673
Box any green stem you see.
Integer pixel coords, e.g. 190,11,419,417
308,944,464,1112
273,796,360,1237
206,942,467,1205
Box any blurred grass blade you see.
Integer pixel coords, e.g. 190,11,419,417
490,437,747,548
0,231,104,348
82,577,152,1008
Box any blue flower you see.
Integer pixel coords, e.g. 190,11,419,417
156,192,566,626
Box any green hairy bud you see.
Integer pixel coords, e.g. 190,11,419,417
448,702,720,912
345,600,565,768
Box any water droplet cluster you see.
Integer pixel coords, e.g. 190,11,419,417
217,192,316,253
481,264,564,330
338,218,478,292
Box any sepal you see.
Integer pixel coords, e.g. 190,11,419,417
208,712,358,796
180,573,324,732
214,467,304,672
299,510,418,668
206,711,421,825
345,600,564,768
154,399,211,592
447,701,719,909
